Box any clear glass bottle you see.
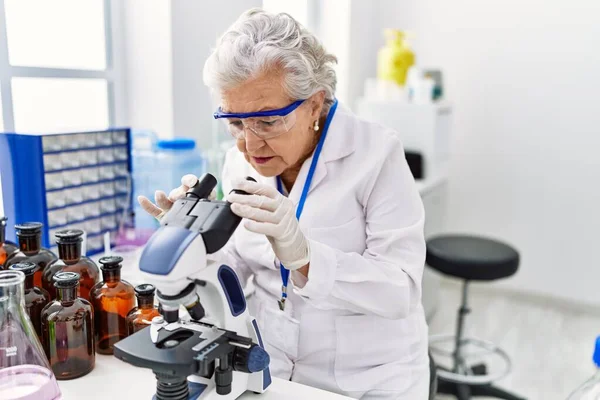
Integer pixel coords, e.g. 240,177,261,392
126,284,161,334
0,216,18,268
41,272,95,380
42,229,100,302
4,222,57,288
0,270,62,399
7,262,51,343
90,256,135,355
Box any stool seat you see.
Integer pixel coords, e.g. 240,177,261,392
426,235,519,281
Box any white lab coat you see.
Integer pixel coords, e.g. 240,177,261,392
218,104,429,399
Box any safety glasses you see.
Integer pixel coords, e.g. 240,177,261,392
213,99,305,140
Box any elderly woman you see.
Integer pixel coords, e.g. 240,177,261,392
139,9,429,400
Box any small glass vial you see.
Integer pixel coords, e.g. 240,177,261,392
90,256,135,355
41,271,95,380
0,216,18,268
127,284,161,334
7,262,50,342
42,229,100,301
4,222,57,288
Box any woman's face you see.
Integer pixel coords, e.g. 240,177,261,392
220,69,324,177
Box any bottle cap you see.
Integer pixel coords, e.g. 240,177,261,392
55,229,84,244
99,255,123,270
156,138,195,150
8,262,37,276
135,284,156,296
593,336,600,367
53,271,80,288
15,222,43,237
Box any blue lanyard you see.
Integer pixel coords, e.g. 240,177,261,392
276,99,338,310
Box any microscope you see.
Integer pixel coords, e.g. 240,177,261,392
113,174,271,400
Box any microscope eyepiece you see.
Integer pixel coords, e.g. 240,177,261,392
229,176,257,196
186,173,217,199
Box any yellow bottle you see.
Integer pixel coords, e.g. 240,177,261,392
377,29,415,87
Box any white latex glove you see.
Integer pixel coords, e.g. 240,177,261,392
138,174,216,220
227,179,309,271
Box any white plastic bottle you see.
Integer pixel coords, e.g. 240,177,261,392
567,336,600,399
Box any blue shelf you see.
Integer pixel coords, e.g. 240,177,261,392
1,128,133,249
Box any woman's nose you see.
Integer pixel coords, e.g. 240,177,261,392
244,129,265,152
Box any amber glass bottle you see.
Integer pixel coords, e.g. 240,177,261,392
90,256,135,355
42,229,100,301
126,284,161,334
41,271,95,380
4,222,57,288
0,216,18,268
7,262,50,342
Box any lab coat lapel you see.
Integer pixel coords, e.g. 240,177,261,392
287,153,327,206
288,103,355,204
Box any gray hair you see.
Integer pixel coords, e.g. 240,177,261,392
203,8,337,113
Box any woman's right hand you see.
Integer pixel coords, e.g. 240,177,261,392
137,174,199,220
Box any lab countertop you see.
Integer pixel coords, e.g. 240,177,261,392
415,172,448,196
57,355,352,399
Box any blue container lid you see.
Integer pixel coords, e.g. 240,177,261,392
593,336,600,367
156,138,196,150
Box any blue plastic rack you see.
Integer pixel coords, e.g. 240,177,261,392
0,128,133,255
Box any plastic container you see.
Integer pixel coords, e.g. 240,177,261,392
154,138,207,193
0,270,62,399
377,29,415,87
131,134,206,230
567,336,600,399
131,130,160,231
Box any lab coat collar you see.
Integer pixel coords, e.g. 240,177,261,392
287,102,355,203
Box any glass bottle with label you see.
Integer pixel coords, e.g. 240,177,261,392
4,222,57,288
90,256,135,355
41,271,95,380
0,216,18,268
42,229,100,301
126,284,161,334
0,270,62,399
7,262,51,342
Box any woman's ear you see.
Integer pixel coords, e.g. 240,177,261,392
309,91,326,120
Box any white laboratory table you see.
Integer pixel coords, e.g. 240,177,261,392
58,354,353,400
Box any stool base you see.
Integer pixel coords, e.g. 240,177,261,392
438,377,526,400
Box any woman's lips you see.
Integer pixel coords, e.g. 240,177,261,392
252,156,274,165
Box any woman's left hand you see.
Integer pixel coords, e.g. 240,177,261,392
227,179,310,271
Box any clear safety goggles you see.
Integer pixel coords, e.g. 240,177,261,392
213,99,305,140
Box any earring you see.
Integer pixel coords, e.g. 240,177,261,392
313,120,320,131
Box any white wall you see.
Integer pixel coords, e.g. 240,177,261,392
170,0,261,149
359,0,600,305
123,0,261,144
123,0,174,137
